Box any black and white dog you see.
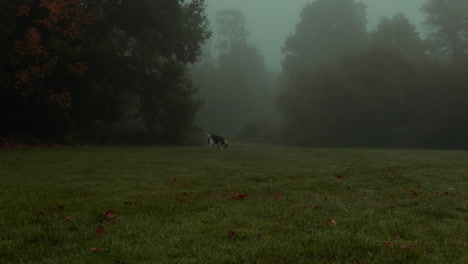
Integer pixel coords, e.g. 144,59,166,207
206,133,229,150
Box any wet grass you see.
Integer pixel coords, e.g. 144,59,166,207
0,144,467,263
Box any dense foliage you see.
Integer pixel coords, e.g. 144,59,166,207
277,0,468,148
0,0,210,143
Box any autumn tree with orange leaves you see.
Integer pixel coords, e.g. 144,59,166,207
1,0,211,143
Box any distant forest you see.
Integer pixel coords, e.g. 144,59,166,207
1,0,468,148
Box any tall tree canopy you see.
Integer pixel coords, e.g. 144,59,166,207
370,13,427,59
422,0,468,62
0,0,211,143
276,0,468,148
193,9,270,134
282,0,367,73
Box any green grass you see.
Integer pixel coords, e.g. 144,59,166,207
0,144,467,263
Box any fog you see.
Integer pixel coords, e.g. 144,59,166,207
194,0,468,148
205,0,426,71
2,0,467,148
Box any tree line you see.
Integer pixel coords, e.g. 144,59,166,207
1,0,467,148
277,0,468,148
0,0,210,144
191,9,275,136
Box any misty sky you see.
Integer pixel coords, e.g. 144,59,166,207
205,0,427,71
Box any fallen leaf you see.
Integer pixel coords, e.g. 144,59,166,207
400,244,411,250
228,230,236,239
337,175,344,179
39,211,46,216
232,193,247,199
326,219,337,225
384,241,394,246
58,205,65,209
410,190,418,196
443,192,453,196
275,193,281,200
63,216,73,221
103,210,115,219
90,247,103,251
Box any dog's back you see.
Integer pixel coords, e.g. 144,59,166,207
206,133,229,149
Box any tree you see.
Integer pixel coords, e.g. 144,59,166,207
370,13,428,59
422,0,468,62
1,0,99,137
0,0,211,143
278,44,431,147
282,0,367,73
193,9,271,134
101,0,211,142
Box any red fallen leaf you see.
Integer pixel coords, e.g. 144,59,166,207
389,205,395,209
443,192,453,196
96,225,104,234
103,210,115,219
228,230,236,239
183,185,192,189
275,193,281,200
410,190,418,196
39,211,46,216
58,205,65,209
356,260,362,264
90,247,103,251
326,257,333,262
337,175,344,179
173,178,177,183
326,219,337,225
232,193,247,199
400,244,411,250
314,205,324,209
63,216,73,221
384,241,394,246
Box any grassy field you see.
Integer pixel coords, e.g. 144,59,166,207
0,143,467,263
